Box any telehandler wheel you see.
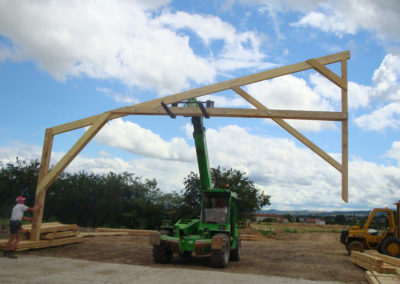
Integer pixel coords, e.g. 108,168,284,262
381,236,400,257
210,234,230,268
153,244,173,263
179,251,192,258
346,240,364,255
230,236,241,261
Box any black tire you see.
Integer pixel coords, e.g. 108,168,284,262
210,234,230,268
153,244,173,263
230,236,241,261
381,236,400,257
346,240,364,255
340,230,348,245
179,251,192,258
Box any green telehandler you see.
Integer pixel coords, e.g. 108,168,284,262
149,100,241,268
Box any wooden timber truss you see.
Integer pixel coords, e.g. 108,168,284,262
31,50,350,241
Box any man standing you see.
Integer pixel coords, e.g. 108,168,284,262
3,196,42,259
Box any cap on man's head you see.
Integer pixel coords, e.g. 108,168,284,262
16,196,26,202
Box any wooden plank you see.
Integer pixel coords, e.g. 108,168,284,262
0,236,84,251
36,112,111,197
351,255,382,273
31,129,54,241
341,59,349,202
41,231,79,240
111,106,346,121
366,251,400,267
49,51,350,134
381,265,398,274
306,59,347,90
95,228,156,236
136,51,350,108
22,224,78,234
352,251,384,267
81,232,129,237
366,271,400,284
241,234,262,241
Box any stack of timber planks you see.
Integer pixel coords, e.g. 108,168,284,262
366,270,400,284
95,228,156,236
241,234,262,241
351,251,400,284
0,222,83,252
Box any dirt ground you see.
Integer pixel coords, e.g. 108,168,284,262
21,224,366,283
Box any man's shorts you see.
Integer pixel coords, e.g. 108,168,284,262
9,220,22,234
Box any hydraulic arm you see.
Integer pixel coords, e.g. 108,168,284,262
191,116,212,191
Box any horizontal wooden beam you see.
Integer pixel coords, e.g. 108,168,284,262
49,50,350,134
111,106,346,121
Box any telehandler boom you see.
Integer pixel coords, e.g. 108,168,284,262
150,100,241,268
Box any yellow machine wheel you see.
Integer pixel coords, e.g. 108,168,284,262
346,240,364,255
382,236,400,257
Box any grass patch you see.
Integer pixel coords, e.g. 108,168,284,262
258,228,276,236
283,228,298,233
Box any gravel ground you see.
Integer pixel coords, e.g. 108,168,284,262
0,255,345,284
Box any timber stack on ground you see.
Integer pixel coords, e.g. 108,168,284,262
350,251,400,283
0,222,83,251
95,227,157,236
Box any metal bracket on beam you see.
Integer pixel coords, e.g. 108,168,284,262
161,102,176,119
198,102,210,119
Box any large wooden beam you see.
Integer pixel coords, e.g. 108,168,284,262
31,128,54,241
341,59,349,202
135,51,350,108
48,50,350,134
35,113,111,197
232,87,342,173
111,106,346,121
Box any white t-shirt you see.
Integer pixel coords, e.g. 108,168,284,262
10,204,28,221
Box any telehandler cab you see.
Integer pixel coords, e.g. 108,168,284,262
149,100,241,268
340,201,400,257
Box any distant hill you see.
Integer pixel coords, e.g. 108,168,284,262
259,209,371,216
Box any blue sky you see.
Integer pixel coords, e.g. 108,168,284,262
1,0,400,211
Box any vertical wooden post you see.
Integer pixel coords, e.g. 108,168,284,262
31,128,54,241
341,59,348,202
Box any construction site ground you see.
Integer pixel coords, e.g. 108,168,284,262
16,223,367,283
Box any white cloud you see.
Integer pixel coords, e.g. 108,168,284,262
350,53,400,131
156,11,272,73
288,0,400,41
355,102,400,131
0,1,271,95
238,1,400,44
310,73,371,109
385,141,400,167
94,118,195,162
245,75,336,131
1,123,400,210
371,54,400,101
96,87,139,104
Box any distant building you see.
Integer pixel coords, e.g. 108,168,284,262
305,218,325,225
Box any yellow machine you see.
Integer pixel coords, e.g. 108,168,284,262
340,201,400,257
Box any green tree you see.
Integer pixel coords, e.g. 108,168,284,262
334,214,346,225
181,167,271,220
0,158,39,217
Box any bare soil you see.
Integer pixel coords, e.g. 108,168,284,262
23,225,366,283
